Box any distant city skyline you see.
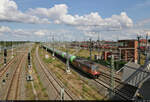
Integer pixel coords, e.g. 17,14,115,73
0,0,150,41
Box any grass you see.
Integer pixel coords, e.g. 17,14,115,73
29,44,48,100
25,82,35,100
64,81,68,87
43,57,53,63
140,54,146,66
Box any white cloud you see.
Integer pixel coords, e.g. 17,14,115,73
0,0,50,24
28,4,68,20
0,26,11,33
34,30,49,36
0,26,77,41
0,0,133,29
28,4,133,30
1,25,148,41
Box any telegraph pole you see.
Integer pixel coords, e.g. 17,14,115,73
109,54,115,99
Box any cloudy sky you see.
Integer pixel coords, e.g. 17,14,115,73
0,0,150,41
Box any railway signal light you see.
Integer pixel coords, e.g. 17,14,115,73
2,79,6,85
6,73,9,77
4,48,7,57
26,75,33,81
4,48,7,65
28,52,31,68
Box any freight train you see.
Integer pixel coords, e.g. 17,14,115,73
42,45,100,78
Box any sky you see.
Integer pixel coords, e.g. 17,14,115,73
0,0,150,41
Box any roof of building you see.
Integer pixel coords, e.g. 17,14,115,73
125,62,141,69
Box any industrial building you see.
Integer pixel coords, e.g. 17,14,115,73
70,39,148,63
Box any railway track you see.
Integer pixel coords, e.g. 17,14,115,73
4,53,27,100
95,72,137,100
35,46,77,100
0,55,18,78
100,72,121,84
42,45,136,100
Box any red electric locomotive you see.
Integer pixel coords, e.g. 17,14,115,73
72,57,100,78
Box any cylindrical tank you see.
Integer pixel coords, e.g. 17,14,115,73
43,45,76,63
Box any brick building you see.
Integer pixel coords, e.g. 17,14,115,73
118,40,138,63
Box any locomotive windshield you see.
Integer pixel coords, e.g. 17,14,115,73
91,65,98,71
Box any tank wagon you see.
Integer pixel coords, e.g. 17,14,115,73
42,45,100,78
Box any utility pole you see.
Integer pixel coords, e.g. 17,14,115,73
66,43,71,74
97,33,100,60
45,39,49,59
11,41,14,59
137,35,141,64
145,33,148,55
45,39,47,52
49,34,51,48
109,54,115,99
89,38,92,60
60,88,64,100
52,34,55,57
78,40,80,50
0,45,1,54
4,41,7,65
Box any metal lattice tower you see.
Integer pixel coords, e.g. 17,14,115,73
109,54,115,98
97,33,100,60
